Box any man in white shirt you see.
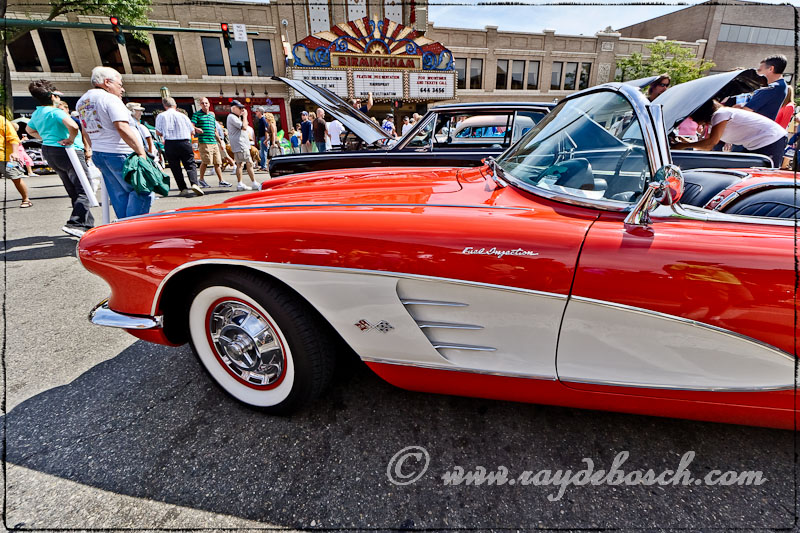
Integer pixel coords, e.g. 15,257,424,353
156,97,203,197
401,116,414,136
76,66,151,219
327,118,344,149
226,100,259,191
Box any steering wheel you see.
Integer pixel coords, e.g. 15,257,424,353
611,144,647,183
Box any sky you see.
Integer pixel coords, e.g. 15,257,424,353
427,0,796,36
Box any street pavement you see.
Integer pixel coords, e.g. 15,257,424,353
1,170,798,531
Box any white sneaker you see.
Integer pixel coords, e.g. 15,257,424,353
62,225,86,238
251,181,261,190
190,184,205,196
236,183,252,191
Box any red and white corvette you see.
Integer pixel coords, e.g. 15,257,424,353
79,71,798,429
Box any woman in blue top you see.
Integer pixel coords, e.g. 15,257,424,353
26,79,94,237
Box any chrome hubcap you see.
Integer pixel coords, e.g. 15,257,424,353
209,300,285,386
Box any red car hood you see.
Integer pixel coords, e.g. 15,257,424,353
220,167,464,208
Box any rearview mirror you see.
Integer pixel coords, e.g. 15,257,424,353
624,164,684,226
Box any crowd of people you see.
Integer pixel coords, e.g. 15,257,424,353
1,56,798,238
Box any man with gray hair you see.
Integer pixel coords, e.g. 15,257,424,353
156,96,203,197
76,66,152,219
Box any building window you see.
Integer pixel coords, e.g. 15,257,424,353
563,62,578,91
510,60,524,90
470,58,483,89
551,61,562,90
94,32,125,73
347,0,367,20
308,0,331,34
7,32,42,72
578,62,591,90
718,23,794,46
38,29,72,73
454,58,467,90
496,59,508,90
253,40,274,77
228,40,252,76
202,36,226,76
527,61,540,90
123,34,155,74
154,35,181,75
385,0,402,23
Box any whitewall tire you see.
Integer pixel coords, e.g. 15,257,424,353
187,272,335,413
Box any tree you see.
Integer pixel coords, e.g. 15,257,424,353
1,0,153,114
615,40,715,85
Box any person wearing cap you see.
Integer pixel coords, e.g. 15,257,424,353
126,102,156,159
191,97,233,187
647,74,671,101
156,96,203,197
27,79,94,237
382,114,396,138
300,110,313,153
226,100,259,191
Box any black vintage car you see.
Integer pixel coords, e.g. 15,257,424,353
270,76,771,178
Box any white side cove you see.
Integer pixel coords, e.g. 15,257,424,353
254,264,566,379
557,296,796,391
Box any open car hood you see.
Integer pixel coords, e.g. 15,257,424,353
274,76,391,145
653,69,767,132
623,75,661,89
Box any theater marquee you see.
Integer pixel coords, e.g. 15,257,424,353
291,15,455,101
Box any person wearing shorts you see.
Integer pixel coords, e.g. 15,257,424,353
192,98,232,187
1,113,31,208
226,100,259,191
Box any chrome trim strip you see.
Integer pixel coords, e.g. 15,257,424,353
401,299,468,307
433,342,496,352
712,181,798,211
688,168,751,179
647,104,672,167
570,295,795,362
361,357,557,381
652,202,798,226
90,299,162,330
363,358,792,392
151,260,568,315
127,203,533,221
416,320,482,330
561,377,794,393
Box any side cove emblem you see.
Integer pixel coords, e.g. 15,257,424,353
355,319,395,333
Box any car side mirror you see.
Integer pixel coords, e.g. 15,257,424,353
624,164,684,226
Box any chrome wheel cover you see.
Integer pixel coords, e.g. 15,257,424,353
208,300,286,386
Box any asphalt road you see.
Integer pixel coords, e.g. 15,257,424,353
1,170,798,531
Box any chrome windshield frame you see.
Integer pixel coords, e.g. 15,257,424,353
499,83,670,213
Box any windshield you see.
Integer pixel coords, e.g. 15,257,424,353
496,91,652,204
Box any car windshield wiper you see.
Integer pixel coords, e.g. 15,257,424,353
483,157,510,188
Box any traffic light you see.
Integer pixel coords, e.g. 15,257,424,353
221,23,232,49
109,16,125,45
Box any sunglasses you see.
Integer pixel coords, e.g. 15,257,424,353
657,82,670,88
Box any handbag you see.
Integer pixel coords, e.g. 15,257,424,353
268,145,283,158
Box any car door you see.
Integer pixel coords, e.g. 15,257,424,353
550,84,796,403
558,212,796,401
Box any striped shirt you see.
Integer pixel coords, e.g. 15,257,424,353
191,110,218,145
155,108,195,140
